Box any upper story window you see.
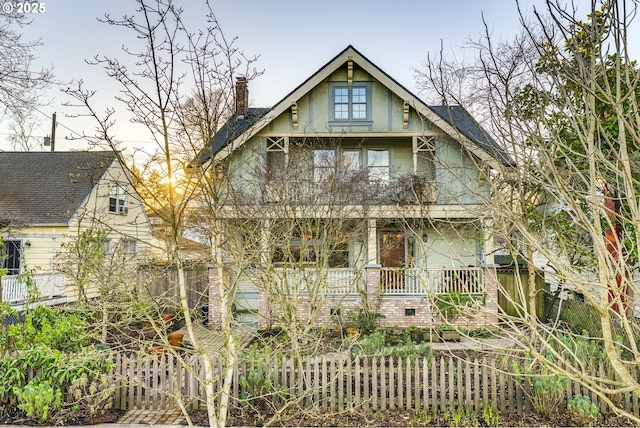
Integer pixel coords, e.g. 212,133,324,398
109,185,129,215
367,149,390,182
266,137,288,182
313,149,337,183
330,83,372,123
313,148,362,183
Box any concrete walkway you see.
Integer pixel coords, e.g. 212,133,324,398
430,334,523,352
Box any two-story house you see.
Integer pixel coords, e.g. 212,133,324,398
194,46,513,330
0,151,152,309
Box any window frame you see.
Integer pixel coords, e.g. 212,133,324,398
120,238,138,255
1,239,23,275
109,184,129,215
367,149,390,182
329,82,372,124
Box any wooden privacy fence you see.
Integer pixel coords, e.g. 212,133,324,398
108,351,640,416
138,268,209,312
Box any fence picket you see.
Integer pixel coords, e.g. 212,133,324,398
91,351,640,417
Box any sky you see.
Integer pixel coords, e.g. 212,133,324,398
0,0,613,155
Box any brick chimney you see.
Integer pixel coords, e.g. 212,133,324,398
235,77,248,119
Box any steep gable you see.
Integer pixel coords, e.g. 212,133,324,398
196,45,512,169
0,151,116,226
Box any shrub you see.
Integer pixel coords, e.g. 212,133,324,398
13,379,62,423
568,394,600,426
512,353,568,418
346,308,384,334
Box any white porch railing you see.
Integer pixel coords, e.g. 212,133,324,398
273,267,362,295
1,273,66,304
381,267,484,296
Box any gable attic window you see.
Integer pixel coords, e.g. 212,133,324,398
109,185,128,215
329,83,372,123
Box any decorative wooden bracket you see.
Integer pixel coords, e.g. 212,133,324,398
348,58,353,86
403,101,410,129
291,103,298,131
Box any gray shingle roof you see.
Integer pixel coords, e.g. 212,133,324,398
0,151,116,226
429,105,514,166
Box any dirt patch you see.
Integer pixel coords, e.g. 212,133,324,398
187,408,635,427
0,408,124,426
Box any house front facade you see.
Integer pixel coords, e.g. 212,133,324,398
0,151,152,309
196,46,512,330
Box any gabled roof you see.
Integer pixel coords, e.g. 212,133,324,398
0,151,116,226
196,45,512,168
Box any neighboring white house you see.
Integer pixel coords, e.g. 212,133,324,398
0,151,152,309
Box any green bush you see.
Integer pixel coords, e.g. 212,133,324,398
568,394,600,426
512,353,568,418
13,379,62,423
346,308,384,334
7,305,96,352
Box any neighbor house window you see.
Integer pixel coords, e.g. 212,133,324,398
121,239,138,254
101,238,112,255
367,149,390,182
1,239,22,275
330,83,371,121
109,185,128,215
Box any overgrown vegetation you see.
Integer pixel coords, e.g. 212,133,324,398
0,304,113,424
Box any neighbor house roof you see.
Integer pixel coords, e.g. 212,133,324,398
195,45,513,168
0,151,116,226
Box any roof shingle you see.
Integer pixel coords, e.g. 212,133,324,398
0,151,116,226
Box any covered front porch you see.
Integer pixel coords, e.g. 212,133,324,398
209,265,499,330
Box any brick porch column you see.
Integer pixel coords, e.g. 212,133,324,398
257,286,272,330
207,266,222,330
482,266,500,325
365,264,381,312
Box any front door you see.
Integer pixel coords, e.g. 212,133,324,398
380,231,405,290
380,231,405,267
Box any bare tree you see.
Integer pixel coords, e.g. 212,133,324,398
0,12,54,149
63,1,261,426
418,0,640,421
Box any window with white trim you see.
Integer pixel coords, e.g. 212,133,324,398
121,239,138,254
109,185,128,215
101,238,113,255
1,239,22,275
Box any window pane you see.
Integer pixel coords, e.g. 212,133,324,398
368,150,389,181
342,150,360,172
334,105,349,120
266,151,285,181
352,103,367,119
314,149,336,182
352,87,366,103
334,88,349,102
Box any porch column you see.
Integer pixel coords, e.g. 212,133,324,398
367,218,377,265
482,217,495,266
257,285,272,330
207,266,222,330
482,266,500,326
365,264,381,312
